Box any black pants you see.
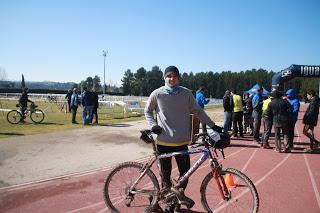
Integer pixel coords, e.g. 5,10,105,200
91,107,98,123
274,126,289,150
252,111,262,141
262,118,272,144
71,106,78,123
67,101,71,113
157,144,190,189
287,121,296,148
232,111,243,136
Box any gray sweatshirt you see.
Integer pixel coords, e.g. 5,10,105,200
144,86,216,146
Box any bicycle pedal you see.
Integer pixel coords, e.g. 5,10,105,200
170,187,195,209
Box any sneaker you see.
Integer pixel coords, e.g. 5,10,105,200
284,148,291,153
163,205,174,213
170,187,195,209
304,148,314,153
274,148,280,153
174,204,181,213
263,144,272,149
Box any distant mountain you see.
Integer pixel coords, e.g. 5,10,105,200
2,81,76,90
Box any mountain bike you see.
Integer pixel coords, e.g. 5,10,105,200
103,130,259,213
7,102,45,124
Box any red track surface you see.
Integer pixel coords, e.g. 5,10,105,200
0,104,319,213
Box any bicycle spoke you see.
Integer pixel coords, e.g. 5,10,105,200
104,162,159,213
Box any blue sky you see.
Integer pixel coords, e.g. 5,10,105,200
0,0,319,86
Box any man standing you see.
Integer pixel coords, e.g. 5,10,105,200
264,89,291,153
303,89,319,152
252,86,264,143
144,66,223,213
223,90,233,133
261,96,273,149
70,88,80,124
285,89,300,149
65,89,72,113
91,90,99,124
230,89,244,138
196,85,210,133
81,87,94,125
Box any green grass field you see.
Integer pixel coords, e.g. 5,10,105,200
0,99,222,139
0,99,145,139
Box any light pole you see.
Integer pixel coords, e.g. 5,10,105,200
102,50,107,97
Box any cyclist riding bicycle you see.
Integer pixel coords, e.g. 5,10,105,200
144,66,223,213
18,87,34,122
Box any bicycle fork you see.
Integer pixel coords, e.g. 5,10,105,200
213,168,231,201
125,159,157,206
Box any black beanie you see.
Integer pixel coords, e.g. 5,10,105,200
164,66,180,77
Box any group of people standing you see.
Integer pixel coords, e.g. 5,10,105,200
65,87,99,125
223,86,319,153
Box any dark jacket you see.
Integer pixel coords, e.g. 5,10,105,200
243,97,253,115
82,90,95,107
223,95,232,112
19,92,32,107
65,91,72,102
303,95,319,126
264,98,291,128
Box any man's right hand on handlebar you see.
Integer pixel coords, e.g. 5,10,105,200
151,125,162,135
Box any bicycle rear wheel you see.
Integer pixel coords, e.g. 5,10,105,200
103,161,160,213
201,168,259,213
7,110,22,124
30,109,45,123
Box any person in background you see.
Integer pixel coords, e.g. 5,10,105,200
230,89,244,138
243,93,253,135
285,89,300,149
303,89,320,152
261,95,273,149
223,90,233,134
264,89,291,153
81,87,94,125
70,88,80,124
196,85,210,133
65,89,72,113
252,86,264,144
144,66,223,213
91,90,99,124
18,87,34,123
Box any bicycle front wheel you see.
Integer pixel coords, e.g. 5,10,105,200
201,168,259,213
103,161,160,213
30,109,45,123
7,110,22,124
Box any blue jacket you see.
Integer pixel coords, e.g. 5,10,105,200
286,89,300,123
252,93,263,113
71,92,80,107
196,90,210,109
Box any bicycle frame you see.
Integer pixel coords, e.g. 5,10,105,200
130,142,229,200
157,147,213,188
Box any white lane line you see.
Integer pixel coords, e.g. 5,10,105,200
303,154,320,209
96,207,108,213
65,201,105,213
254,154,290,186
240,148,258,173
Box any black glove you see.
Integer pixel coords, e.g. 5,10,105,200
151,125,163,135
211,125,223,133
